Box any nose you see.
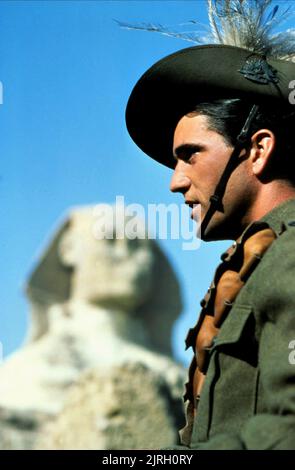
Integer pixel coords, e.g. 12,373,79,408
170,162,191,193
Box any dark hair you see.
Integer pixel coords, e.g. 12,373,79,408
190,98,295,181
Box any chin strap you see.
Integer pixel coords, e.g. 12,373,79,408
200,104,260,238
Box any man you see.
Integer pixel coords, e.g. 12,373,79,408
125,1,295,450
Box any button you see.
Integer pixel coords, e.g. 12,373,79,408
203,335,218,353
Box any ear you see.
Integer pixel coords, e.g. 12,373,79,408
249,129,276,177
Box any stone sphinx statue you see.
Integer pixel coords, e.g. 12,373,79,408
0,205,185,449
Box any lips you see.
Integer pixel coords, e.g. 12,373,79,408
185,200,198,208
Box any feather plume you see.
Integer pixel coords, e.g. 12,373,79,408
116,0,295,61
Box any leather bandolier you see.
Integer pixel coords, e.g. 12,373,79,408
179,221,278,446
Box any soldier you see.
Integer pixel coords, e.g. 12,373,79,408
125,1,295,450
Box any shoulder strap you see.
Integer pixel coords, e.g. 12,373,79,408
179,222,277,446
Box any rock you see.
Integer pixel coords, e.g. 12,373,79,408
0,204,185,449
36,363,185,450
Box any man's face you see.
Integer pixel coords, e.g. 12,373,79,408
171,113,255,241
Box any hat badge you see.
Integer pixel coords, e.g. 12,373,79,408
239,55,279,85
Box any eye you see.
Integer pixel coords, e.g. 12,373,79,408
188,152,198,163
174,144,204,164
185,150,200,165
178,145,202,163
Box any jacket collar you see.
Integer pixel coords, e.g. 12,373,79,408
260,198,295,235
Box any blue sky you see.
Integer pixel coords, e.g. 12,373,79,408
0,0,293,366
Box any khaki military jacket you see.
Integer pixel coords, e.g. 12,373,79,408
178,199,295,450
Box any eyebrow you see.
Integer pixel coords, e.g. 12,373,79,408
173,143,204,161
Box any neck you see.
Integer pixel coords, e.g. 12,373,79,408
244,180,295,225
